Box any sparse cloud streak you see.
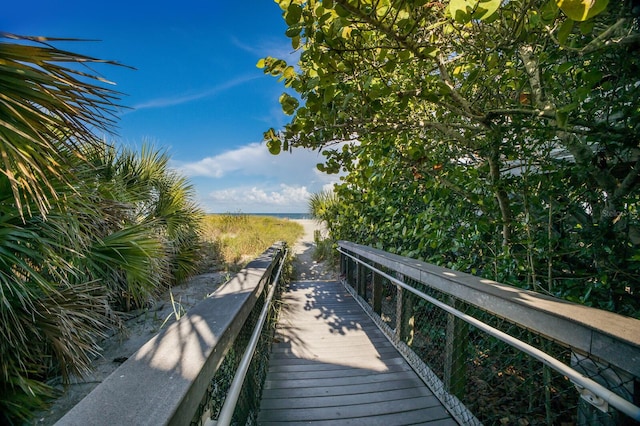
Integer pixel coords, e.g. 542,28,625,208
129,75,260,112
230,35,297,61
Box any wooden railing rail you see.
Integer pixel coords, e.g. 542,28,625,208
338,240,640,425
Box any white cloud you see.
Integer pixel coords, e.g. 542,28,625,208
210,184,310,205
175,142,343,213
175,142,333,183
322,182,337,193
203,184,311,213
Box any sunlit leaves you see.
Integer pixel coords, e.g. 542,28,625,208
279,92,299,115
264,128,282,155
257,56,297,87
285,2,303,25
449,0,501,23
556,0,608,21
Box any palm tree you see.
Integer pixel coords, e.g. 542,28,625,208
0,33,205,424
308,189,339,228
0,33,128,423
128,144,203,284
83,142,203,308
0,165,112,422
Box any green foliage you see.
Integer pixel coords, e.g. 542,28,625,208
263,0,640,317
557,0,609,21
308,190,339,226
0,36,204,423
0,33,125,219
449,0,501,23
312,229,337,265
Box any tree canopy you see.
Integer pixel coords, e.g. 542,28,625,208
261,0,640,316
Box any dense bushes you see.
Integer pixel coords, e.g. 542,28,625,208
0,35,202,423
264,0,640,318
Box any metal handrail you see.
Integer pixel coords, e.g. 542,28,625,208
213,248,288,426
338,247,640,421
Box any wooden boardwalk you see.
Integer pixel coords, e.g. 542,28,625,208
257,280,458,425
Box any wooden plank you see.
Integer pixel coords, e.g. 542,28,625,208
258,411,458,426
269,344,400,357
260,378,429,399
272,336,391,347
257,280,458,425
269,358,410,378
269,342,396,356
267,356,408,373
259,387,435,410
266,349,402,366
271,334,392,347
264,369,420,390
276,321,387,333
258,399,451,423
266,361,411,381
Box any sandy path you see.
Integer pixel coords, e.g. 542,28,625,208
290,219,335,281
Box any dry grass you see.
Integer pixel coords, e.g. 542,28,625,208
199,214,304,271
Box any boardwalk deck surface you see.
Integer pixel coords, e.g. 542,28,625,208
257,280,458,426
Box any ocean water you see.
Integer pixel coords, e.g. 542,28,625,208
211,212,312,220
247,213,311,220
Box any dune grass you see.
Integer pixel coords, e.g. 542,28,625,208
199,214,304,271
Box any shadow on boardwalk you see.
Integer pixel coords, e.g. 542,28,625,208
257,276,458,425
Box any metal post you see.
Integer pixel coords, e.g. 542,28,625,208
395,273,414,344
357,258,366,299
444,297,468,398
372,271,382,315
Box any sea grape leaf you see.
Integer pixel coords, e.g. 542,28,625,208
556,0,609,21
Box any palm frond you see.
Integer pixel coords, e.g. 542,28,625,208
0,33,127,218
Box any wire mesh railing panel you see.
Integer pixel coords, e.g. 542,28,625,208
403,288,449,382
190,253,284,426
228,300,278,426
370,267,398,331
190,286,268,425
338,245,640,426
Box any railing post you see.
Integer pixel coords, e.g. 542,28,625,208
344,251,351,287
395,273,414,345
348,254,356,288
357,256,366,299
444,297,468,399
372,270,382,315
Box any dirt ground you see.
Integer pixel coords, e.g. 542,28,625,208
30,219,333,425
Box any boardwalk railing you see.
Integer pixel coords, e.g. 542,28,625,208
57,242,286,426
338,240,640,426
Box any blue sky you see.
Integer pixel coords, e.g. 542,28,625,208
2,1,338,213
